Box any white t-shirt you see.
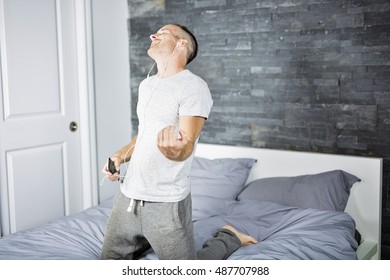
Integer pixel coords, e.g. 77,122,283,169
121,69,213,202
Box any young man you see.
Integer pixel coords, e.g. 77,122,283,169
101,24,257,260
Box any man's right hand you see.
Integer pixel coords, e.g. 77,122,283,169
102,156,121,181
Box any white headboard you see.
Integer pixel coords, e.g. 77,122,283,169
195,143,383,260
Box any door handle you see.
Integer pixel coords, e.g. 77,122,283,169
69,121,78,132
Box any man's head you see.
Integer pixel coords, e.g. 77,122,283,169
172,24,198,65
148,24,198,65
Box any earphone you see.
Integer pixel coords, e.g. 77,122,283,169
147,44,176,81
147,62,156,80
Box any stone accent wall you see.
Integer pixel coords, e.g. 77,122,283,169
128,0,390,258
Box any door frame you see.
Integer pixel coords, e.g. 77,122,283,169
74,0,98,208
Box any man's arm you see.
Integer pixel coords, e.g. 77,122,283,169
112,135,138,164
157,116,205,161
102,135,138,181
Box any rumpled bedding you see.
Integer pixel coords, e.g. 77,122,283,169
0,195,357,260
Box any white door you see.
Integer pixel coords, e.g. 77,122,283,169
0,0,88,235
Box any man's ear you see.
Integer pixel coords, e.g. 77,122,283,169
176,39,188,48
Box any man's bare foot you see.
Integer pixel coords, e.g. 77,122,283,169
223,225,258,246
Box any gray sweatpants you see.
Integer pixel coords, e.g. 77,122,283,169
101,191,240,260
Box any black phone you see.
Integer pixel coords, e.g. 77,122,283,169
108,157,117,174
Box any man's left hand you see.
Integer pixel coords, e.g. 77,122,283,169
157,126,189,161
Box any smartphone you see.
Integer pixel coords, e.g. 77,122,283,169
108,157,117,174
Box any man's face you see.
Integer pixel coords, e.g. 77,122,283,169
147,25,180,60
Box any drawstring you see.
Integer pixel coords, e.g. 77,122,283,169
127,198,135,212
127,198,144,212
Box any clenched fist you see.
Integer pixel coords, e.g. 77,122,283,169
157,126,189,161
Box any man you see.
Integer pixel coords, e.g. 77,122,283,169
101,24,257,260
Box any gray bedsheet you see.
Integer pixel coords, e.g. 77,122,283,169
0,196,357,260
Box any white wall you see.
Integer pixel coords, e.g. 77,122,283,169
92,0,131,202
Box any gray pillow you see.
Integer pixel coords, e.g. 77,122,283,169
237,170,360,212
190,157,257,200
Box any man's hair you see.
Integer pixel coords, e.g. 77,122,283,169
172,24,198,65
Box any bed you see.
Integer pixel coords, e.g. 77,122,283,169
0,143,382,260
